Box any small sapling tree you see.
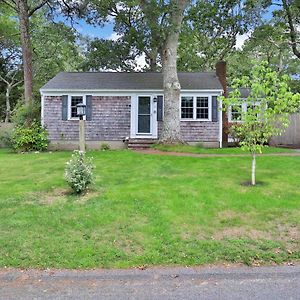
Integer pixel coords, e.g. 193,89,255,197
221,62,300,185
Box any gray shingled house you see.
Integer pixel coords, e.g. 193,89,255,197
40,64,226,149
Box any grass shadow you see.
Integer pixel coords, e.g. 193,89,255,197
240,181,268,187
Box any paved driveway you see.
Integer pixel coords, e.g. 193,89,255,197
1,265,300,300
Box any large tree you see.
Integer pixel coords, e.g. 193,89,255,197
0,3,83,121
178,0,263,71
281,0,300,59
80,0,190,142
1,0,51,104
31,19,84,93
226,19,300,92
83,38,139,71
155,0,190,142
79,0,164,71
0,3,22,122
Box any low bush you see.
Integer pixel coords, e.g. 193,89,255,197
100,143,110,151
65,151,94,194
195,142,204,148
12,122,48,152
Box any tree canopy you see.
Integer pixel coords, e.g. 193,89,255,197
0,0,299,127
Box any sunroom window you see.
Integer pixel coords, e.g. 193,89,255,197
229,102,261,122
230,104,243,121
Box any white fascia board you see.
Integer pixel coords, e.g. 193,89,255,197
40,89,224,95
41,94,44,127
219,98,223,148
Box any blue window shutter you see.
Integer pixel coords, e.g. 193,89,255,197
62,95,68,120
157,95,163,121
86,95,92,121
212,96,218,122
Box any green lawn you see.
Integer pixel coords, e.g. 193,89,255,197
152,144,295,154
0,149,299,268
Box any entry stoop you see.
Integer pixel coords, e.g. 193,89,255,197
128,139,157,150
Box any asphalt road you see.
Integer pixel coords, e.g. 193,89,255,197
0,265,300,300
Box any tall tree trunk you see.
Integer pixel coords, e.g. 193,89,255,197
251,152,256,186
16,0,33,104
149,54,158,72
5,85,12,123
146,49,158,71
282,0,300,60
160,0,188,143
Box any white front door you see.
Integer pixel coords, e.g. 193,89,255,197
130,95,157,138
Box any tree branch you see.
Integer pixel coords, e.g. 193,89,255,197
1,0,17,11
12,79,23,88
0,75,9,85
28,0,49,17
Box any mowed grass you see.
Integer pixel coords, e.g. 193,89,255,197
152,144,295,154
0,149,299,269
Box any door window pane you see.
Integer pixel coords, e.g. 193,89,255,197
138,115,151,133
138,96,151,133
138,97,151,114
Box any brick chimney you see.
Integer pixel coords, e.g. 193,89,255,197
215,60,227,96
215,61,228,147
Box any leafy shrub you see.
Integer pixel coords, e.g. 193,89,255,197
100,143,110,151
65,151,94,194
11,102,41,126
12,122,48,152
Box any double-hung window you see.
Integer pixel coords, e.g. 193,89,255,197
230,104,243,122
181,96,194,119
181,96,210,121
196,97,209,119
69,95,85,120
229,101,261,122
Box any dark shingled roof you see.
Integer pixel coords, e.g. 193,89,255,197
41,72,223,91
228,87,251,98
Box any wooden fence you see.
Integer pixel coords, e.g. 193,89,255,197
270,113,300,147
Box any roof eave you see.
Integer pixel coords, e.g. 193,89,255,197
40,88,224,94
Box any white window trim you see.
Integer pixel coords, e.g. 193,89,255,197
68,95,86,120
156,95,164,122
180,94,212,121
228,101,261,122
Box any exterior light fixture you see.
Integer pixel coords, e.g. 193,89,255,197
76,103,86,120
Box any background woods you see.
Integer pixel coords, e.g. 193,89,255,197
0,0,299,124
